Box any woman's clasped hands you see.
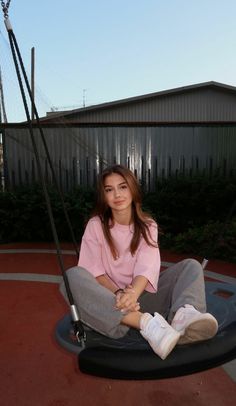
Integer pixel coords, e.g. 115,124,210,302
115,285,140,313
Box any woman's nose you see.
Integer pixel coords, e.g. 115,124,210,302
114,188,121,197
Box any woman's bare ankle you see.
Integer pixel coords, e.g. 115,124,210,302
121,311,143,329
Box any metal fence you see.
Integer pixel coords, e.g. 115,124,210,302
2,125,236,192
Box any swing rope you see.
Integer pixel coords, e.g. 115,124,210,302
1,1,86,345
3,22,80,258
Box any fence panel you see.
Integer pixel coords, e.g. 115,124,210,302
3,125,236,191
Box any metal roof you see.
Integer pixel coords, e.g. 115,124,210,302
41,81,236,122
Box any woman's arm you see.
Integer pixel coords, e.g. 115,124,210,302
130,275,149,298
96,274,119,293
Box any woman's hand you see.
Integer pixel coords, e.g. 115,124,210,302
115,285,140,313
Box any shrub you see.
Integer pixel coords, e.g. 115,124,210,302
0,175,235,262
0,184,95,243
143,174,236,234
160,221,236,262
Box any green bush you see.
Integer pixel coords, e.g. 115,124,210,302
143,175,236,233
0,184,95,243
0,175,235,262
160,221,236,262
143,175,236,262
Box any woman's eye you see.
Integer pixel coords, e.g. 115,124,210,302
105,188,112,193
121,185,127,189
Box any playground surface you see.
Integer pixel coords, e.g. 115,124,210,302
0,243,236,406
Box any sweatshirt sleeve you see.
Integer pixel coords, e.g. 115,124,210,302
133,222,160,293
78,219,105,277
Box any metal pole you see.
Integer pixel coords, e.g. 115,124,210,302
1,127,8,190
31,47,35,120
0,67,7,123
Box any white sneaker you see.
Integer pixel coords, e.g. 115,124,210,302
140,313,180,360
171,305,218,345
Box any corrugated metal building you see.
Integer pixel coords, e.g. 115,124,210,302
1,81,236,191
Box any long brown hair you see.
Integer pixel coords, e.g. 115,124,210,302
92,164,158,259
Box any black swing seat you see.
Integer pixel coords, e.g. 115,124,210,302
55,281,236,380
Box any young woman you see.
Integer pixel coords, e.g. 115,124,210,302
60,164,218,360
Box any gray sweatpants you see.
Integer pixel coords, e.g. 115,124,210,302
59,258,206,339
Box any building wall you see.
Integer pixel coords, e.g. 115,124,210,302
51,87,236,123
3,124,236,191
3,83,236,191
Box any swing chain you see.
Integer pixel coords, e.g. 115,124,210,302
1,0,11,19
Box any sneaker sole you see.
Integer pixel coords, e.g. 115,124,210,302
178,317,218,345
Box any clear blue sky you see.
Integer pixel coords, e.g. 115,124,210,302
1,0,236,122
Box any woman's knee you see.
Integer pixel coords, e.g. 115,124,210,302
179,258,205,282
182,258,203,272
66,266,96,285
59,266,95,300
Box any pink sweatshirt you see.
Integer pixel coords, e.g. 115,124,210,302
78,216,160,293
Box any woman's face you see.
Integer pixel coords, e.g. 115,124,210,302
103,172,133,215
